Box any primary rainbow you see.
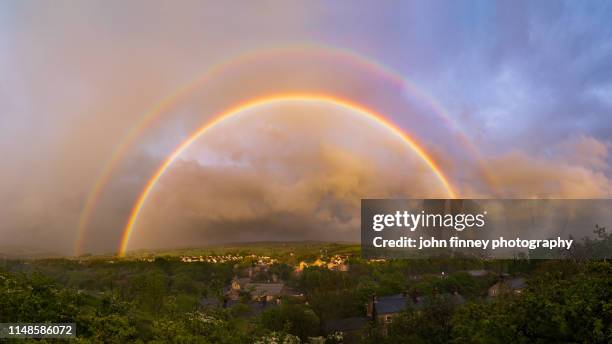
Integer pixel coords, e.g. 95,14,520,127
117,94,458,256
75,44,488,255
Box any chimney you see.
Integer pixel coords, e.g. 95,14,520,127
367,294,378,320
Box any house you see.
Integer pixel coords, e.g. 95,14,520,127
295,255,350,273
294,261,309,273
280,285,304,298
488,277,526,297
367,294,407,323
244,282,284,301
367,294,408,336
312,258,327,267
327,255,350,271
367,293,466,336
231,276,251,291
226,276,251,300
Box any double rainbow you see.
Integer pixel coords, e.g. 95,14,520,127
117,94,457,256
73,44,489,256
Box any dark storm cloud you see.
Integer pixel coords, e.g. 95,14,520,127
314,1,612,151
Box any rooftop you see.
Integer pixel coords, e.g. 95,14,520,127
376,294,408,315
245,283,284,296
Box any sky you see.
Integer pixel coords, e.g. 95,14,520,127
1,1,611,255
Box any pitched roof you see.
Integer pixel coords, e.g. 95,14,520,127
280,285,303,297
376,294,408,314
236,277,251,287
245,283,284,296
411,293,466,309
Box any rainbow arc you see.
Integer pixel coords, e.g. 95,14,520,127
73,45,489,256
117,94,458,256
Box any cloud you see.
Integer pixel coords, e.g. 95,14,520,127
487,135,611,198
1,1,611,254
129,103,449,250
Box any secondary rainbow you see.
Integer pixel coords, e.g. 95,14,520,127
118,94,458,256
75,44,487,255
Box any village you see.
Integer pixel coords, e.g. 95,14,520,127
177,251,526,341
5,240,600,343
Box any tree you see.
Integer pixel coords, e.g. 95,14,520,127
130,271,167,315
259,304,320,340
386,295,457,344
451,261,612,343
